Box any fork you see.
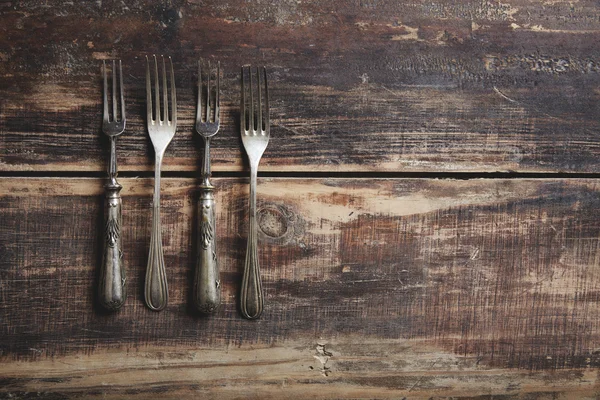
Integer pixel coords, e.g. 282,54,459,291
240,66,270,319
194,60,222,314
144,55,177,311
99,60,127,311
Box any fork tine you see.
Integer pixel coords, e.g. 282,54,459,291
153,55,160,122
257,67,262,133
162,56,168,123
263,67,269,134
103,60,109,123
197,60,202,123
119,60,125,123
241,67,246,133
146,56,153,123
169,56,176,125
206,61,211,123
249,66,254,133
215,62,220,123
112,60,117,121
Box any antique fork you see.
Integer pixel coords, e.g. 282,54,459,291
194,60,221,314
99,60,127,311
144,55,177,311
240,66,270,319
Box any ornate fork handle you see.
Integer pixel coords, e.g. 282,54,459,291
240,165,263,319
194,137,221,313
145,154,169,311
99,139,126,310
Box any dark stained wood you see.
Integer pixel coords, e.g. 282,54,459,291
3,0,600,397
2,1,600,172
2,177,600,397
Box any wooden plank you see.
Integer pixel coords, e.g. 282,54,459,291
2,1,600,172
1,343,598,399
2,177,600,397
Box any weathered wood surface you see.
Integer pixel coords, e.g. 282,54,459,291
1,344,599,399
2,177,600,398
3,0,600,397
3,1,600,172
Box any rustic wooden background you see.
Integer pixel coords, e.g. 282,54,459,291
2,0,600,398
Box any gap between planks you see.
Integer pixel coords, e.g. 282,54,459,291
2,171,600,180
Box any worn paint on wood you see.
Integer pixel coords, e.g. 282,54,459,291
2,1,600,172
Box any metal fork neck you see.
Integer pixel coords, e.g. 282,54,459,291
200,136,212,187
153,153,164,205
108,136,119,186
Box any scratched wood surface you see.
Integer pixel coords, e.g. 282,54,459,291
2,1,600,172
3,0,600,398
2,177,600,398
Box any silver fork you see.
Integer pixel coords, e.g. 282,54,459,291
193,60,221,314
144,55,177,311
240,66,270,319
99,60,127,311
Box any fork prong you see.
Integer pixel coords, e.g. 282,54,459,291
103,60,109,123
162,56,168,123
169,56,176,125
119,60,125,123
112,60,117,121
146,56,153,123
249,66,254,134
263,67,269,134
197,60,202,123
241,67,246,134
257,67,262,133
153,55,160,123
206,61,211,123
215,61,220,123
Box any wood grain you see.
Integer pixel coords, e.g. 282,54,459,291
2,177,600,397
2,1,600,172
1,342,599,399
3,1,600,396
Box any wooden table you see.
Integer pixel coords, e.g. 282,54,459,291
2,1,600,398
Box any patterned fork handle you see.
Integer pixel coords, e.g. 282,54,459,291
99,179,126,310
194,180,220,313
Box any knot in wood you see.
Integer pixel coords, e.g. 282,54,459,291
257,204,297,243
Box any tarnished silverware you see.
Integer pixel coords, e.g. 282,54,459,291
194,60,221,314
240,66,270,319
99,60,126,311
144,55,177,311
